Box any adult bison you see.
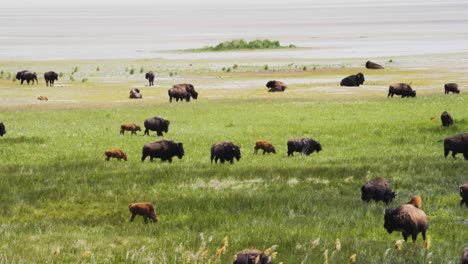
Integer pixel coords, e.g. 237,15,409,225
211,141,241,164
254,140,276,154
0,122,5,137
388,83,416,98
16,70,38,85
44,71,58,86
366,61,384,69
143,116,170,136
340,73,365,87
441,111,453,127
460,183,468,206
384,196,428,242
168,83,198,102
129,202,158,223
141,139,184,162
145,71,155,86
266,80,287,92
287,138,322,156
129,88,142,99
233,249,271,264
444,83,460,94
442,133,468,160
361,178,396,204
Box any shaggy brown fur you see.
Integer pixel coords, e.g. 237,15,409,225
254,140,276,154
361,177,396,204
406,195,422,209
460,183,468,207
233,249,271,264
168,83,198,102
384,200,428,242
266,80,287,92
104,149,127,161
388,83,416,98
120,123,141,135
37,96,48,101
444,83,460,94
128,202,158,223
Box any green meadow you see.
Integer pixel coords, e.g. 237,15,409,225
0,57,467,263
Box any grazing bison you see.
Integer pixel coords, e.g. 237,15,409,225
444,83,459,94
361,178,396,204
0,122,5,137
37,96,48,101
287,138,322,156
211,141,241,164
384,197,428,242
443,133,468,160
366,61,384,69
441,111,453,127
129,202,158,223
120,123,141,135
44,71,58,86
141,139,184,162
168,83,198,102
16,70,38,85
105,148,128,161
340,73,365,87
143,116,170,136
233,249,271,264
145,71,155,86
266,80,287,92
388,83,416,98
460,183,468,207
254,140,276,154
129,88,142,99
406,195,422,209
463,247,468,264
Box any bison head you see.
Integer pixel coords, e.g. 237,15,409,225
233,145,241,161
16,71,24,80
177,143,185,159
383,208,396,233
135,125,141,131
409,90,416,97
266,80,275,88
383,192,397,204
356,73,365,85
163,120,170,133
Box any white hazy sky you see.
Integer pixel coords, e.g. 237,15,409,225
5,0,308,6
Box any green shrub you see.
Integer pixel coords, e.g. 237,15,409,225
96,67,100,72
192,39,296,51
129,69,135,75
264,64,269,70
233,64,238,69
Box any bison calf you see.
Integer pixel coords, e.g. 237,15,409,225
287,138,322,156
254,140,276,154
105,149,128,161
388,83,416,98
211,141,241,164
441,111,453,127
120,123,141,135
444,83,460,94
129,202,158,223
0,122,5,137
443,133,468,160
233,249,271,264
361,177,396,204
460,183,468,207
384,197,428,242
37,96,48,101
266,80,287,92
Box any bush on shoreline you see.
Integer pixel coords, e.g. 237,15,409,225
190,39,296,52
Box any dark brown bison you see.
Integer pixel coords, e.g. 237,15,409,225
120,123,141,135
145,71,155,86
254,140,276,154
233,249,271,264
361,178,396,204
16,70,38,85
460,183,468,207
168,83,198,102
441,111,453,127
211,141,241,164
37,96,48,101
463,247,468,264
105,149,128,161
141,139,184,162
0,122,5,137
129,202,158,223
266,80,287,92
384,197,428,242
44,71,58,86
443,133,468,160
143,116,170,136
287,138,322,156
340,73,365,87
388,83,416,98
129,88,142,99
366,61,384,69
444,83,459,94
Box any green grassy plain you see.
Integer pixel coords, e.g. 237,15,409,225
0,57,467,263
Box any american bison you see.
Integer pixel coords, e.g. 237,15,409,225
384,197,428,242
365,61,384,69
141,139,184,162
406,195,422,209
120,123,141,135
460,183,468,207
361,177,396,204
254,140,276,154
340,73,365,87
37,96,48,101
129,202,158,223
443,133,468,160
145,71,155,86
143,116,170,136
129,88,142,99
266,80,287,92
16,70,38,85
211,141,241,164
444,83,459,94
287,138,322,156
168,83,198,102
105,148,128,161
388,83,416,98
0,122,5,137
44,71,58,86
233,249,271,264
463,247,468,264
441,111,453,127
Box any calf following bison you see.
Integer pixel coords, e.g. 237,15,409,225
254,140,276,154
287,138,322,156
120,123,141,135
105,149,128,161
141,139,184,162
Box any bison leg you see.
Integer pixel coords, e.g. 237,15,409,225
461,199,466,206
120,129,124,135
144,216,148,223
254,147,258,154
452,151,457,159
168,158,172,163
131,130,136,135
220,159,225,164
402,231,409,241
229,159,234,164
169,96,172,103
421,230,426,241
144,129,149,136
141,154,148,162
105,156,110,161
157,131,163,136
130,213,136,222
463,152,468,160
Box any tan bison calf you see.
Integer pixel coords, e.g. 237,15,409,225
37,96,48,101
129,202,158,223
120,123,141,135
460,183,468,207
104,149,127,161
254,140,276,154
